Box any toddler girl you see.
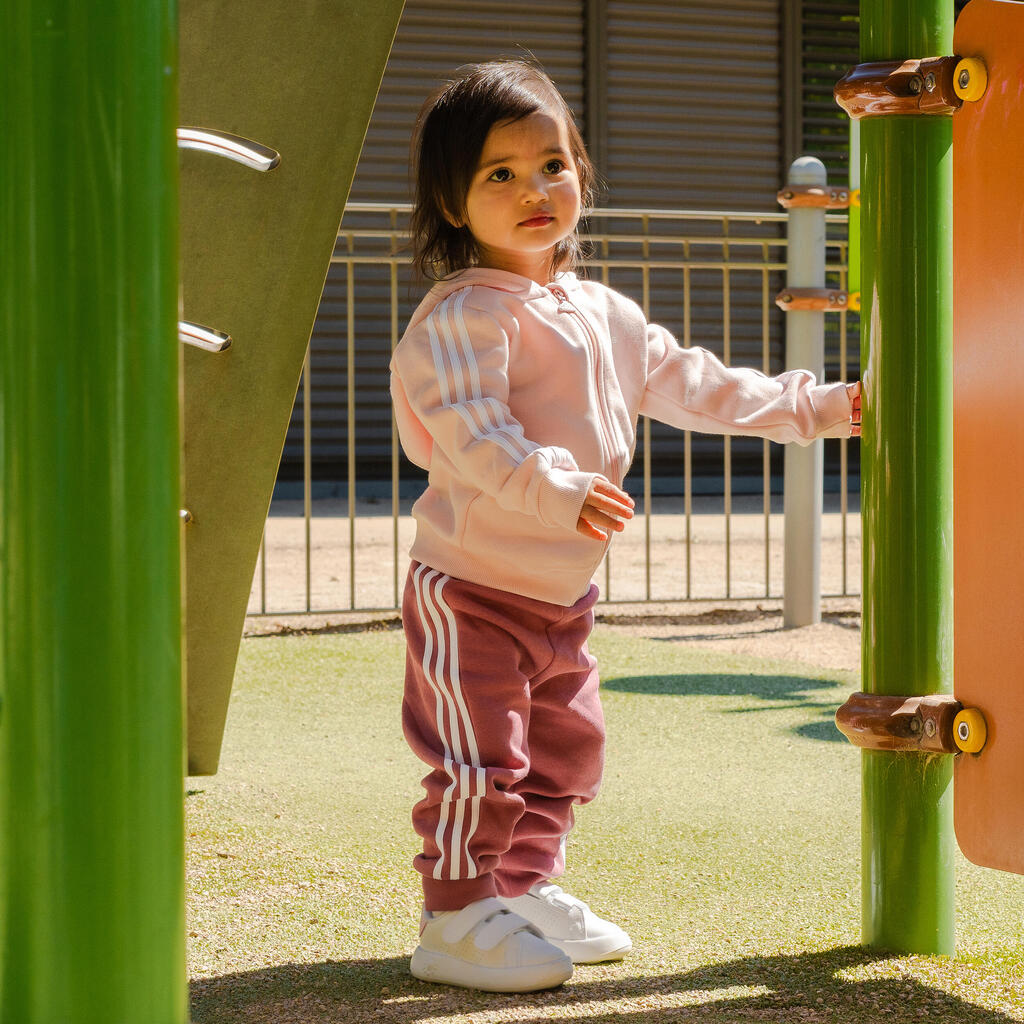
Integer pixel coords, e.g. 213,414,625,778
391,60,860,994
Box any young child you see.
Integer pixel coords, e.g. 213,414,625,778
390,60,860,994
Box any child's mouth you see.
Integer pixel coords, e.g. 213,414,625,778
519,215,554,227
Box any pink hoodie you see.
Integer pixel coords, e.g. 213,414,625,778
391,267,853,606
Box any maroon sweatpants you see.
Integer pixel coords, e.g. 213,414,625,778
402,562,604,911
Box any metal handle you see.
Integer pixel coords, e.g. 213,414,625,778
176,127,281,172
178,320,232,353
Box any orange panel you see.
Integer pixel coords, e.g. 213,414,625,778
953,0,1024,875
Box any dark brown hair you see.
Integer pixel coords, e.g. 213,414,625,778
410,60,595,280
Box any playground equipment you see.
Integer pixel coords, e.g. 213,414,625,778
948,0,1024,878
1,0,402,1019
833,0,1024,956
179,0,405,776
1,4,184,1019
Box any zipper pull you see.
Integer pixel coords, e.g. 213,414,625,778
549,285,572,313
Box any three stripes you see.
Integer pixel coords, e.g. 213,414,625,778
412,562,488,880
424,288,535,464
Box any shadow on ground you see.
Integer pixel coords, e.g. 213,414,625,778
602,672,839,701
190,946,1017,1024
602,672,847,743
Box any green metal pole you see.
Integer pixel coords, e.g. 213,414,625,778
0,1,186,1021
859,0,955,954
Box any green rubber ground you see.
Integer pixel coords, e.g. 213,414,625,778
187,628,1024,1023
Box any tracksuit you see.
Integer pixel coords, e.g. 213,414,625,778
390,267,854,909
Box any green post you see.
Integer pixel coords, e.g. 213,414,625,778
0,2,186,1021
859,1,955,953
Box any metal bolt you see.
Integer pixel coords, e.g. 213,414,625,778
958,721,971,741
923,72,936,93
782,294,793,304
959,68,971,90
908,75,923,95
909,718,922,734
924,719,937,738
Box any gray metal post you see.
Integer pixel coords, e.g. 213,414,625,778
783,157,826,627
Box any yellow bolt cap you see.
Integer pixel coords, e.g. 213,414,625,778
954,707,987,754
954,57,988,103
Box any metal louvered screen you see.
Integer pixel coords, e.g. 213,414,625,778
605,0,783,211
282,0,585,485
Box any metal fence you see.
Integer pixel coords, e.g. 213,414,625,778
250,202,860,616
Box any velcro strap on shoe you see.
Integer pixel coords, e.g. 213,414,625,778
535,883,586,912
440,899,544,951
441,898,508,945
474,910,542,951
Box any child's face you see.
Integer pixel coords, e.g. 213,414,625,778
457,109,582,283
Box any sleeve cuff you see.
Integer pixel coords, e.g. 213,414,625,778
537,467,597,532
812,382,856,440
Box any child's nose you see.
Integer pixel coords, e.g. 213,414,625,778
522,173,548,201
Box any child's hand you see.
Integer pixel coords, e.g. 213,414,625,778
847,381,862,437
577,478,635,542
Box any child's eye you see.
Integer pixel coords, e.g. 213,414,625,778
488,167,513,183
544,159,565,174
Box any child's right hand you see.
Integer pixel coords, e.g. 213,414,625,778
577,478,635,542
848,381,862,437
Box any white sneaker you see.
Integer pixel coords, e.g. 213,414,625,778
502,882,632,964
410,897,573,992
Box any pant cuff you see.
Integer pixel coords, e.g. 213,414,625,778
422,874,498,911
494,867,550,899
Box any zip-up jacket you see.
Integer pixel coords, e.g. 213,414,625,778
390,267,854,606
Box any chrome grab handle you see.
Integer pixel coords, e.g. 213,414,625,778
178,320,232,353
176,128,281,172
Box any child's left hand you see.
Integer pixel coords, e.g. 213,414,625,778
848,381,862,437
577,478,635,542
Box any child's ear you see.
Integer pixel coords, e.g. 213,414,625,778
441,205,462,228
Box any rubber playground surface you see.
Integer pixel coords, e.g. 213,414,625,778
186,614,1024,1023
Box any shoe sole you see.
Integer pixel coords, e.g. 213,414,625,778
554,936,633,964
410,946,573,992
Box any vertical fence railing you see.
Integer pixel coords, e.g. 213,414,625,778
251,202,860,615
